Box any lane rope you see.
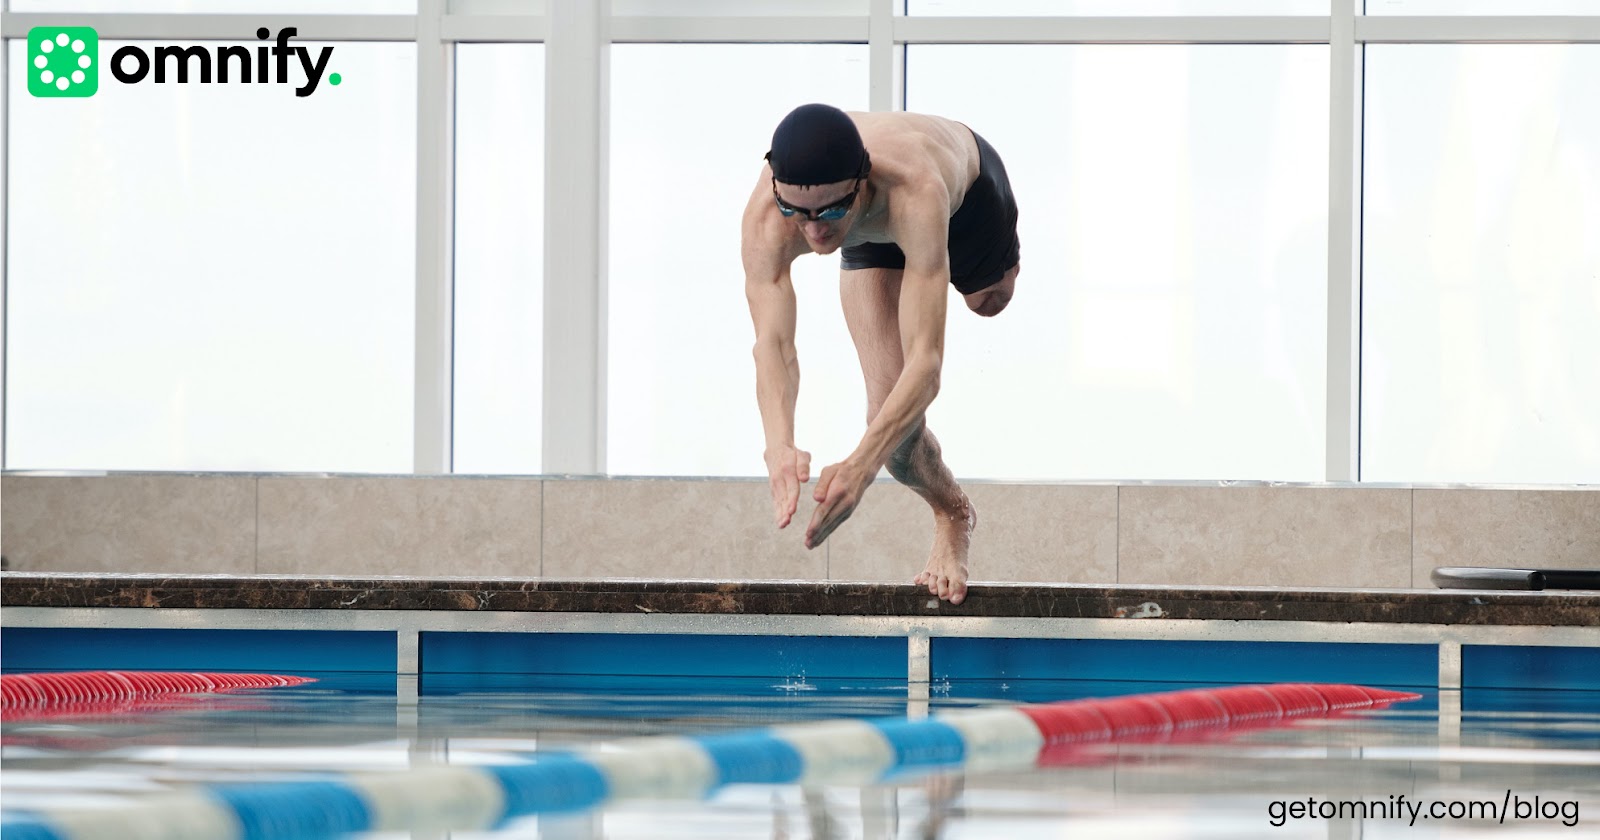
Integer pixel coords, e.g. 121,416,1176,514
1,672,316,722
0,682,1420,840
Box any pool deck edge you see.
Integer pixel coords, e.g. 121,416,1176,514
3,573,1596,627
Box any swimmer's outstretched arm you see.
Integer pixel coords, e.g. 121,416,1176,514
743,181,812,529
806,189,952,549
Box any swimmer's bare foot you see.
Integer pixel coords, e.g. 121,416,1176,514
913,496,974,605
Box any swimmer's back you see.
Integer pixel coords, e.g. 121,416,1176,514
849,111,982,214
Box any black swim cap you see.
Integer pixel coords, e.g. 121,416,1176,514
765,103,869,186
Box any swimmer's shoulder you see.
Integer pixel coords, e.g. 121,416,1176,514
851,112,977,209
852,111,969,159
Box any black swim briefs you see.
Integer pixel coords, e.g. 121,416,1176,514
839,128,1020,295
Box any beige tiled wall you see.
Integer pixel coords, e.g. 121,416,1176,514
542,479,823,580
1118,486,1413,588
1,475,256,573
256,477,541,576
3,475,1596,589
828,482,1118,585
1413,489,1600,588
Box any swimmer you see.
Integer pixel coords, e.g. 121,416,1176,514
742,104,1022,605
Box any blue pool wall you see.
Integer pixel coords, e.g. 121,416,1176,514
6,628,1594,696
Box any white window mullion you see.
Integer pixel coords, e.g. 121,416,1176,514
0,13,416,41
893,16,1328,45
415,0,453,473
7,12,1600,46
543,0,608,475
609,16,864,43
441,14,545,42
1359,15,1600,44
1327,1,1362,482
869,0,900,111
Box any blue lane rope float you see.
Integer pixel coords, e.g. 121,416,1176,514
0,683,1418,840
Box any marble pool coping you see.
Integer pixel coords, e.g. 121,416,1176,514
3,573,1597,627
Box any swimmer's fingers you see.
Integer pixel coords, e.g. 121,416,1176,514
784,476,799,527
811,463,835,505
771,470,798,528
805,494,854,549
806,463,865,549
780,449,811,528
804,467,834,548
766,446,808,528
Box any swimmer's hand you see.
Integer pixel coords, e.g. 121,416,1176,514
764,444,812,529
805,458,874,549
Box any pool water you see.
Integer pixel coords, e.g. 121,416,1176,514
3,680,1596,839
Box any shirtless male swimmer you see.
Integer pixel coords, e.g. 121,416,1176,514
742,103,1022,606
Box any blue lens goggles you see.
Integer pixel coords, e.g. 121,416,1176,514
773,180,861,222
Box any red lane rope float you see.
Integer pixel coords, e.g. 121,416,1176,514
1020,683,1419,765
1,671,316,721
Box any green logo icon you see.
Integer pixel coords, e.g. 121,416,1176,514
29,27,98,97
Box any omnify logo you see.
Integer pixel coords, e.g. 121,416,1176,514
28,27,340,98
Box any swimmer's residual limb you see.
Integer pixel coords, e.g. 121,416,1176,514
1432,567,1600,591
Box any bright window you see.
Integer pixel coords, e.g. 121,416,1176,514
453,44,546,475
1362,46,1600,484
608,45,870,477
6,42,417,472
909,45,1329,481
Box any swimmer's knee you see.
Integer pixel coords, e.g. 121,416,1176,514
886,451,915,485
964,264,1018,317
967,292,1010,317
885,426,935,483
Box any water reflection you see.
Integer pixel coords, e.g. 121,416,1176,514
2,681,1596,838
